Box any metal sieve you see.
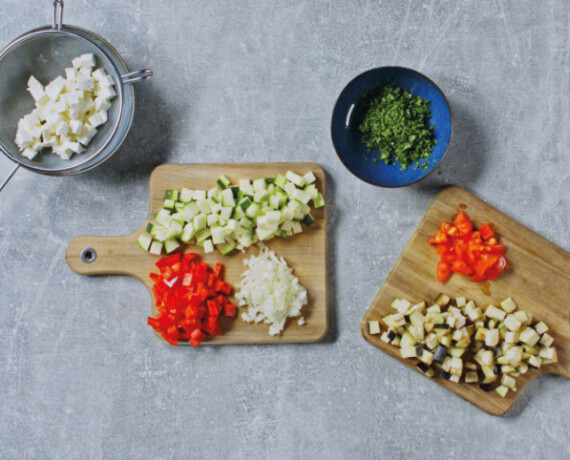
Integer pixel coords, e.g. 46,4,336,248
0,0,152,191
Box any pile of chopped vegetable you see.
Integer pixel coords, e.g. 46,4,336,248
429,210,509,283
368,294,557,398
359,85,436,170
137,170,325,256
147,253,235,346
237,244,308,336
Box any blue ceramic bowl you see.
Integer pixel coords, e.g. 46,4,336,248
331,67,452,187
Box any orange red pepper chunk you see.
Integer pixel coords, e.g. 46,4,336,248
429,211,509,283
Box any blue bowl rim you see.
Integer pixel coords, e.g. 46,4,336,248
330,66,453,188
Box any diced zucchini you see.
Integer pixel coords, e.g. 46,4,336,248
149,241,163,255
182,202,200,221
274,173,287,189
217,174,231,189
239,179,254,196
302,171,316,184
164,189,179,201
137,234,152,251
155,209,171,227
313,192,325,208
203,238,214,253
220,206,234,222
216,241,236,256
180,223,196,243
285,171,305,187
164,238,180,254
193,214,207,231
221,189,235,207
180,188,194,202
193,190,206,201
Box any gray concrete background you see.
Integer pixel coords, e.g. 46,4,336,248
0,1,568,459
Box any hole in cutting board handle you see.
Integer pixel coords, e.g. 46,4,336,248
81,247,97,264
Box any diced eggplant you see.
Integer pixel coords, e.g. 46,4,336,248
534,321,549,335
465,371,479,383
434,323,450,330
415,346,423,358
417,362,434,377
439,370,451,380
435,293,451,307
368,320,380,335
387,329,397,341
495,385,509,398
433,345,448,363
493,364,502,376
480,383,495,392
527,355,542,368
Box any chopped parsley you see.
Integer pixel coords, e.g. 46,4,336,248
358,85,436,170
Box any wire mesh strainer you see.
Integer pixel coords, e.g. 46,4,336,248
0,0,152,191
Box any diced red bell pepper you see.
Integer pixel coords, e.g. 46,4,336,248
436,262,452,283
429,210,508,283
479,223,494,241
224,303,236,317
146,253,234,347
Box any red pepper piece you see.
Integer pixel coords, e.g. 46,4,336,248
224,303,236,317
479,223,494,241
436,262,452,283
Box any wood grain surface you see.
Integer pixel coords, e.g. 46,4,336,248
360,186,570,416
66,163,328,345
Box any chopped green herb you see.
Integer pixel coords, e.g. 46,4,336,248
359,85,436,170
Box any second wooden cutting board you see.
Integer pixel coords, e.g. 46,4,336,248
361,186,570,416
66,162,328,345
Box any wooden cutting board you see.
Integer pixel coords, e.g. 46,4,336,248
66,162,328,345
360,186,570,416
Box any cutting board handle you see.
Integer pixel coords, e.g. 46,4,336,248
66,234,146,281
550,362,570,380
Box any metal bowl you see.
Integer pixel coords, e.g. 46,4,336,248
0,0,152,190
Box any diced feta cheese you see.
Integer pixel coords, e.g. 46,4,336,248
76,75,94,91
69,119,83,134
55,121,69,136
17,55,114,160
27,75,48,103
72,53,96,70
45,76,66,100
21,148,39,160
65,67,78,81
94,97,111,112
97,85,116,101
88,111,107,127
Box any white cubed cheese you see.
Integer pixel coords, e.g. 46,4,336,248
55,121,69,137
21,147,39,160
97,85,116,101
76,75,94,91
27,75,48,103
45,76,66,100
69,119,83,135
94,97,111,112
65,67,78,81
72,53,96,70
88,111,107,128
53,100,67,113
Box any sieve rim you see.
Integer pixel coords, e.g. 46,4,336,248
0,25,135,175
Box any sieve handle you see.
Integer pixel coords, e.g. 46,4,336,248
121,69,153,85
52,0,64,30
0,164,20,193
